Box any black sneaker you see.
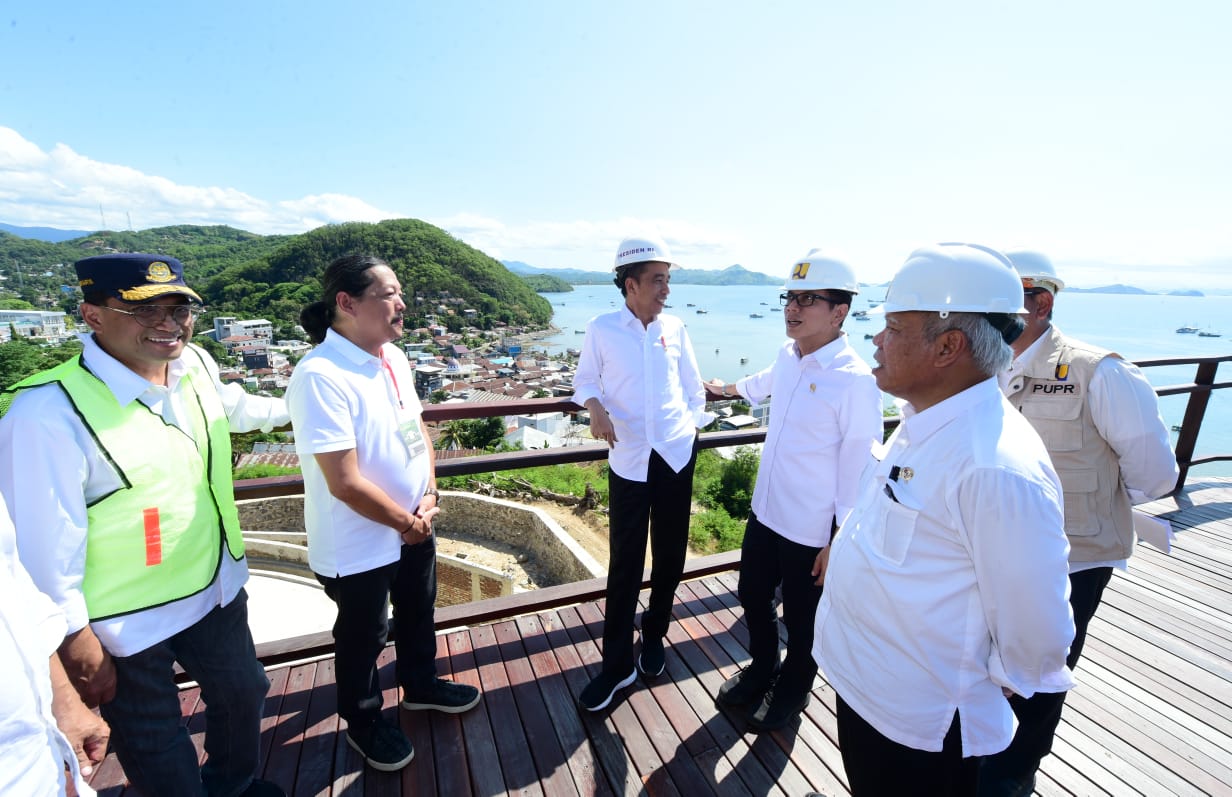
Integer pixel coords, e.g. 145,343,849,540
715,666,778,709
401,678,481,713
578,668,637,712
637,634,665,679
346,718,415,772
746,687,810,732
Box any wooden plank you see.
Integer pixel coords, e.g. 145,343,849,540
492,618,579,796
659,589,789,797
365,646,405,797
1064,683,1229,795
541,606,641,796
261,662,314,789
515,611,613,797
470,620,544,796
445,627,505,796
291,658,340,797
399,633,442,797
560,601,667,795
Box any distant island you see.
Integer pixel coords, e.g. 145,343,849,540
1066,283,1204,297
503,260,780,288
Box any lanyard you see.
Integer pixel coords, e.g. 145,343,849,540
380,351,405,409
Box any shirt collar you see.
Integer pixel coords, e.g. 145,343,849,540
321,327,383,366
619,304,660,332
79,332,189,406
899,376,1003,446
794,332,848,366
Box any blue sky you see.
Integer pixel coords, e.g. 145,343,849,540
2,1,1229,288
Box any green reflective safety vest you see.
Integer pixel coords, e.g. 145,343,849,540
1,350,245,621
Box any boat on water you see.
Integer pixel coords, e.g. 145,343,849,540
770,307,781,312
1200,331,1222,337
864,333,876,340
1177,326,1201,333
696,309,708,314
686,302,696,307
739,356,748,364
749,313,764,318
851,309,868,318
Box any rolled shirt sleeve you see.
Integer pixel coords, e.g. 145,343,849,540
1088,357,1179,502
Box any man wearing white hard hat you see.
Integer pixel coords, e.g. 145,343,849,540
979,251,1178,796
571,234,712,712
707,249,882,732
812,243,1075,795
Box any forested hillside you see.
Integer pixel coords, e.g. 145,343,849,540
0,220,552,330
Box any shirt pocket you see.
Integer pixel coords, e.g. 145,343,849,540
1022,393,1084,452
1062,467,1098,535
871,489,920,565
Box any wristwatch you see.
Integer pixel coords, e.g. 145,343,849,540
424,487,441,502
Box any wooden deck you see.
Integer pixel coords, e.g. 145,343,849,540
89,476,1232,797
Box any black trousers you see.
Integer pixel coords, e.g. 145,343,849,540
978,566,1113,794
838,694,979,796
601,442,698,676
737,513,824,697
316,538,439,730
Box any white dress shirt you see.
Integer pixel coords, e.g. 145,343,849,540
0,335,289,656
287,330,433,577
735,334,882,546
1001,328,1179,572
814,377,1076,756
572,306,713,481
0,496,94,797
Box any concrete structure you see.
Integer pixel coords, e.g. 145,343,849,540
0,309,68,338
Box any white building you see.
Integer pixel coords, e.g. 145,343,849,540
213,316,274,343
0,310,68,338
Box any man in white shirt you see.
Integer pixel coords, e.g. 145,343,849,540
813,243,1076,796
1,493,109,797
0,254,289,797
286,255,479,774
572,234,712,712
980,251,1179,796
708,250,882,732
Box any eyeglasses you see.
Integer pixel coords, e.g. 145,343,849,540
97,304,202,327
1023,288,1047,298
779,292,837,308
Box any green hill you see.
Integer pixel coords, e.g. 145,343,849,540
0,220,552,331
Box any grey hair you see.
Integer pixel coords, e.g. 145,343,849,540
920,311,1013,375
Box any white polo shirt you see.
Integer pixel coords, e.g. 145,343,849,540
735,334,882,547
814,377,1076,756
287,330,432,577
571,306,712,481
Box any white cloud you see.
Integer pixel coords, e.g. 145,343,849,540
0,127,399,235
430,212,745,271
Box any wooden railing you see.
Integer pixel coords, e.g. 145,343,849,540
240,354,1231,664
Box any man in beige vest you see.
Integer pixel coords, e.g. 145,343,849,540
980,250,1178,796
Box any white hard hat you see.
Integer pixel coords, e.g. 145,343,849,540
882,243,1028,317
1005,249,1065,293
784,248,860,294
613,234,675,271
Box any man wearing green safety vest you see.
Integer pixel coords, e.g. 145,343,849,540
0,254,289,797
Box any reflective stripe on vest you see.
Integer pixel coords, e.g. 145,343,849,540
3,351,244,620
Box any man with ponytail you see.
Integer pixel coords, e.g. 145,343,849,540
287,255,479,774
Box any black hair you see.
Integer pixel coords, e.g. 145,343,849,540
300,254,388,344
827,290,855,308
81,291,108,306
613,262,650,297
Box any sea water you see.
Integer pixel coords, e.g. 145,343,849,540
537,284,1232,476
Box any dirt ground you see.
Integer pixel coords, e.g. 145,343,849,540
435,498,708,591
435,499,612,590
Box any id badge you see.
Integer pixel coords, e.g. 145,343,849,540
399,418,428,459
